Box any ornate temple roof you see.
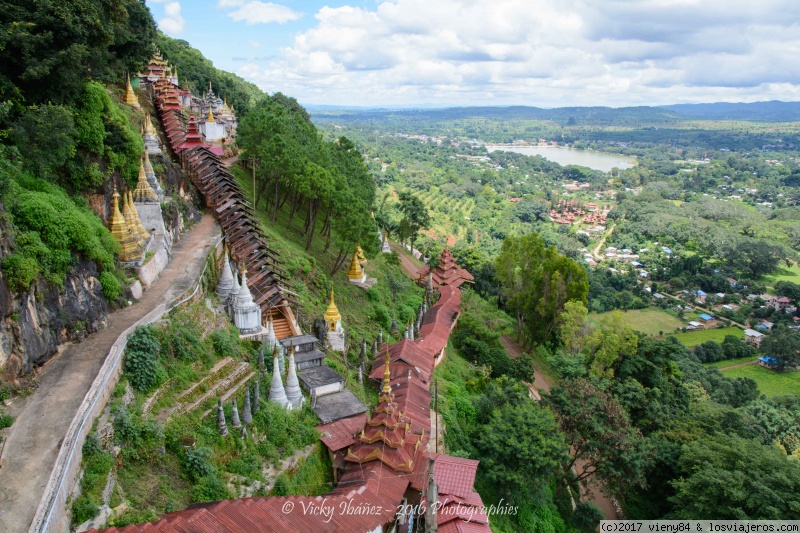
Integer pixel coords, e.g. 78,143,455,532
416,248,474,288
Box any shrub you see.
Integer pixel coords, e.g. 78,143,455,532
1,253,39,291
99,271,122,301
184,447,216,481
0,412,13,429
70,495,98,528
272,474,290,496
571,501,604,533
191,474,231,502
124,326,161,391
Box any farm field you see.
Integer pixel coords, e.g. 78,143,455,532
591,308,683,336
669,326,743,347
721,364,800,397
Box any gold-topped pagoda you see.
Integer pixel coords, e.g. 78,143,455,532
324,288,342,332
144,113,157,137
133,157,158,203
206,108,215,123
123,75,141,109
346,250,365,283
121,189,143,248
356,245,366,264
109,187,142,262
128,190,150,243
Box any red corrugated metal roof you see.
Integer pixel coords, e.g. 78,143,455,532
430,452,479,499
317,413,368,452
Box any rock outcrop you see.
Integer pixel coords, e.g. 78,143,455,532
0,260,108,382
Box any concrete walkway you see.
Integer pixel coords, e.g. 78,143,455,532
0,214,220,533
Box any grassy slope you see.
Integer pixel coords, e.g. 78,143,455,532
590,308,684,336
669,326,743,347
231,165,423,346
756,263,800,294
704,356,761,369
721,365,800,397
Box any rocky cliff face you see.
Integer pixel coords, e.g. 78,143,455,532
0,260,108,383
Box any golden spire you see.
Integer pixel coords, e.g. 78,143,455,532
109,187,141,262
324,287,341,324
143,149,155,175
144,113,157,137
206,108,215,123
124,75,141,109
381,349,391,395
346,250,363,280
121,188,142,247
356,245,366,264
129,190,150,243
133,157,158,202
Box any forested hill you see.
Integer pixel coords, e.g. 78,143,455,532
313,105,683,126
659,101,800,122
313,100,800,126
155,34,263,116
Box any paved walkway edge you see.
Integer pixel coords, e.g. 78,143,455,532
29,235,223,533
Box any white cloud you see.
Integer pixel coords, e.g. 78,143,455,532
224,1,302,24
237,0,800,106
157,2,185,35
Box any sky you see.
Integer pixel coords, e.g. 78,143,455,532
146,0,800,108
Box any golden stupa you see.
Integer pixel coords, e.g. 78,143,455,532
144,113,157,137
124,75,141,109
121,189,144,247
324,288,342,331
128,190,150,243
346,250,364,281
109,187,141,262
206,108,215,123
356,245,366,264
133,157,158,203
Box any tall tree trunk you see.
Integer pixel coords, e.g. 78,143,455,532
305,201,318,251
271,179,281,222
255,177,269,212
287,188,299,229
517,312,523,343
323,222,332,253
331,246,348,275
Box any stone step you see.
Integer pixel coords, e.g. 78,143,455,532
175,357,234,401
163,362,251,422
200,370,257,419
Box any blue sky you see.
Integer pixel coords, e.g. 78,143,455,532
147,0,800,108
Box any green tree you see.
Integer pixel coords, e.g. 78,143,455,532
397,191,431,254
585,311,639,379
474,393,566,504
760,326,800,370
0,0,155,105
557,300,591,356
669,434,800,518
546,378,652,495
495,232,588,348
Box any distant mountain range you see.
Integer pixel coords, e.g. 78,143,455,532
311,101,800,123
658,101,800,121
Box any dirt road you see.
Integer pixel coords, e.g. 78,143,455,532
389,241,423,280
0,215,220,532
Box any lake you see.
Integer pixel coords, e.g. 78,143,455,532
486,145,636,172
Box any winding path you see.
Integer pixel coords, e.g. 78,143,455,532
0,214,220,533
591,222,616,260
